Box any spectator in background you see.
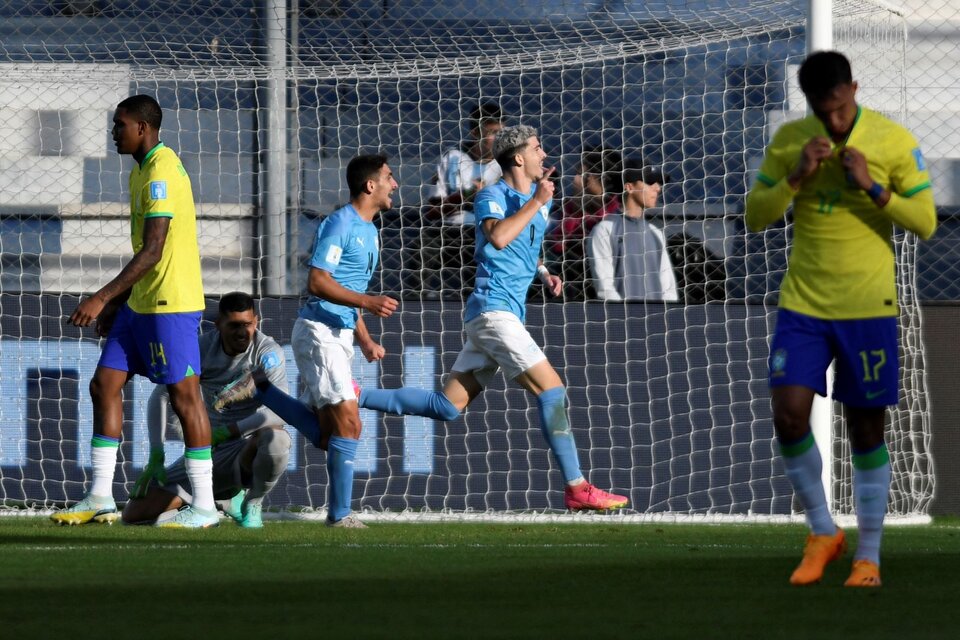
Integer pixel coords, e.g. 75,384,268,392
546,147,622,291
587,158,678,301
427,102,505,225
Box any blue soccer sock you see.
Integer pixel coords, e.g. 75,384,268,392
852,444,891,565
327,436,359,523
537,387,583,484
256,383,321,446
779,431,836,536
359,388,460,422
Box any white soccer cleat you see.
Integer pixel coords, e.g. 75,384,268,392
325,514,368,529
50,494,119,526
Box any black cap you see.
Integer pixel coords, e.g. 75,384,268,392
622,159,670,186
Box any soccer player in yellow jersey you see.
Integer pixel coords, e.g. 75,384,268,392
54,95,218,528
746,51,936,588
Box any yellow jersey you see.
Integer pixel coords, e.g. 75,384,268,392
746,106,935,319
127,143,204,314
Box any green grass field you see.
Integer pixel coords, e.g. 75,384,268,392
1,517,957,639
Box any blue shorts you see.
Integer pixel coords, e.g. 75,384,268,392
98,305,202,384
768,308,899,407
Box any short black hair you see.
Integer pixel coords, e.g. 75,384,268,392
621,157,670,192
346,153,389,198
116,94,163,130
471,102,503,133
580,147,623,194
219,291,256,316
798,51,853,101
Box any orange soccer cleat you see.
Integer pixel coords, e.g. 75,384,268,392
789,529,847,585
844,559,882,587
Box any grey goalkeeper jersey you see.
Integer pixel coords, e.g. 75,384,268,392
148,329,289,442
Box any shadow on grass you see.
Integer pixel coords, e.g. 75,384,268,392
1,543,957,640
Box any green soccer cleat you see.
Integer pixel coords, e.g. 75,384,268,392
222,489,245,523
156,505,220,529
239,500,263,529
50,494,119,526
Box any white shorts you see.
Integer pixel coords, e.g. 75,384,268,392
291,317,356,409
451,311,547,387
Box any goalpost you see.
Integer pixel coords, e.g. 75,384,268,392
0,0,932,523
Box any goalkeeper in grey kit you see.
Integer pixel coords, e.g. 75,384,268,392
123,292,291,528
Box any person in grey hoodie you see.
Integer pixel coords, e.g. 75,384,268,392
587,158,678,301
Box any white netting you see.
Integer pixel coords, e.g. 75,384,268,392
0,0,935,520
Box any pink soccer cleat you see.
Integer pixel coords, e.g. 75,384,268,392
564,481,629,511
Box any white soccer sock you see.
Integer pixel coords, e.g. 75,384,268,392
853,463,891,565
90,443,118,499
185,457,216,512
781,438,836,536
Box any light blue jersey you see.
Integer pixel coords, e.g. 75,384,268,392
300,204,379,329
465,179,551,323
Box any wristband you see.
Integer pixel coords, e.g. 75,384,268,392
537,265,551,283
866,182,884,201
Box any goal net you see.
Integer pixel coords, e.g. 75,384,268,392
0,0,932,522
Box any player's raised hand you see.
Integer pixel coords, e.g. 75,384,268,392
365,294,398,318
840,147,872,190
533,166,556,205
789,136,833,187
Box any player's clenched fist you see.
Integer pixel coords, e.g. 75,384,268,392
789,136,833,187
365,295,398,318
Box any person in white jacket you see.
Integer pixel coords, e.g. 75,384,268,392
587,159,678,301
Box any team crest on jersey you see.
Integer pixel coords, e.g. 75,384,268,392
912,148,926,171
325,245,343,265
149,181,167,200
260,351,280,371
771,349,787,378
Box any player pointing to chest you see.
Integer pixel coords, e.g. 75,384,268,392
746,51,936,587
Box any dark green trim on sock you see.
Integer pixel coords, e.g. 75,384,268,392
184,447,212,461
91,435,119,448
853,444,889,470
779,432,815,458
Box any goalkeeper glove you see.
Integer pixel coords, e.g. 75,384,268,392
211,425,235,448
130,448,166,499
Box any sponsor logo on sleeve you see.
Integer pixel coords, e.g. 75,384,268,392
260,351,280,371
149,181,167,200
488,202,505,217
325,245,343,265
912,147,926,171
